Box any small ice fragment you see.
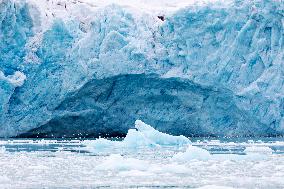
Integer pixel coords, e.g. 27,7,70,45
197,185,234,189
244,146,273,154
212,153,267,161
95,154,149,171
83,138,118,150
172,145,270,162
172,145,211,161
0,146,6,153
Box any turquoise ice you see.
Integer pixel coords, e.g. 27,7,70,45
0,0,284,137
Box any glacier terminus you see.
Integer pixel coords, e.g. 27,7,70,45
0,0,284,138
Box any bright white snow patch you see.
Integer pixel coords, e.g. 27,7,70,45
0,71,26,87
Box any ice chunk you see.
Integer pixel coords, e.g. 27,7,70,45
0,146,6,154
83,120,190,151
0,71,26,87
133,120,190,146
172,145,211,161
95,154,149,171
83,138,116,151
244,146,273,154
173,145,270,162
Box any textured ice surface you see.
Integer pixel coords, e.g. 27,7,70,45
0,137,284,188
173,145,269,161
85,120,269,162
83,120,190,151
0,0,284,137
0,123,283,188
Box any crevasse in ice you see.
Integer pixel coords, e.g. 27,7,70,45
0,0,284,137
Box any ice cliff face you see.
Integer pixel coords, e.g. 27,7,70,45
0,0,283,137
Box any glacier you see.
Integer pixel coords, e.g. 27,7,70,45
0,0,284,137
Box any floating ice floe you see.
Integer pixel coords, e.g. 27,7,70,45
131,120,190,146
197,186,235,189
84,121,271,162
0,146,6,154
173,145,271,162
172,145,211,161
95,154,149,171
83,120,190,151
244,146,273,154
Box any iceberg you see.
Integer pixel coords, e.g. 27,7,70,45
0,0,284,137
130,120,190,146
83,120,190,151
85,120,270,163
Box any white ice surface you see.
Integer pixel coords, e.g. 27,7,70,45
0,138,283,188
0,71,26,87
84,120,271,162
83,120,190,151
0,121,282,188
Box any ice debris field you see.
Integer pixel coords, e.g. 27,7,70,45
1,120,284,188
1,0,284,138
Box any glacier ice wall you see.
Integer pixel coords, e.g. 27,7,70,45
0,0,284,137
159,0,284,134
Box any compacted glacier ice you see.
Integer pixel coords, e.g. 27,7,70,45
0,0,284,137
